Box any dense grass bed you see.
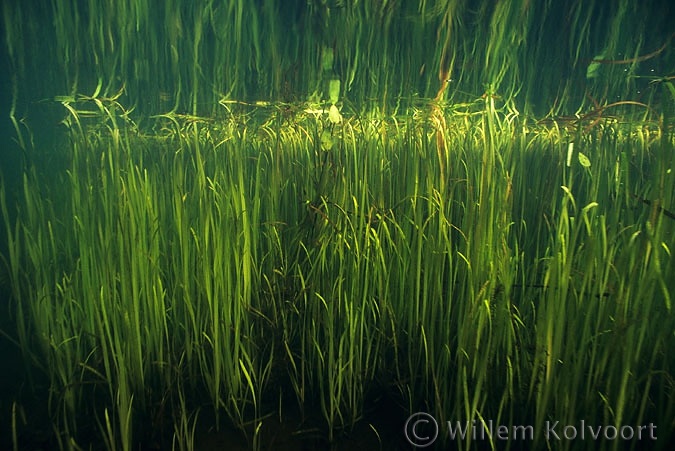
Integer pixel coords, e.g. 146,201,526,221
2,95,674,449
2,0,674,449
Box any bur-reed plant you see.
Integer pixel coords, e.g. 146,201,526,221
520,109,675,449
2,2,674,451
3,87,675,451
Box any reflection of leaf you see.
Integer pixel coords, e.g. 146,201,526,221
578,152,591,167
586,48,606,79
586,61,601,79
329,79,341,105
321,47,334,71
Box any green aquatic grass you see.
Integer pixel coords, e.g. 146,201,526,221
2,95,674,450
1,1,674,449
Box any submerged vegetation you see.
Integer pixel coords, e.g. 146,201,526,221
1,0,674,450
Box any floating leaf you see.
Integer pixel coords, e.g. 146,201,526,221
578,152,591,167
328,104,342,124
